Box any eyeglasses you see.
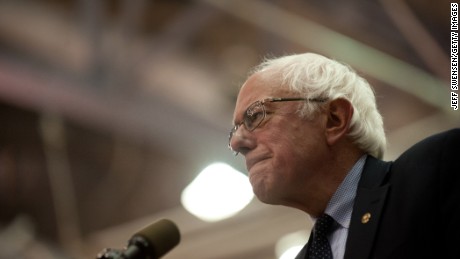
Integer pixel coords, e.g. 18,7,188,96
228,97,328,155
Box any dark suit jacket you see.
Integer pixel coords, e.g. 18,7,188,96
296,129,460,259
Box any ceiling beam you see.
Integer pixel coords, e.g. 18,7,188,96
200,0,452,114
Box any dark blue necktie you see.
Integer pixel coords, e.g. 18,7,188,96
306,214,334,259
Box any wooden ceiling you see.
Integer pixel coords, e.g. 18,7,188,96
0,0,458,258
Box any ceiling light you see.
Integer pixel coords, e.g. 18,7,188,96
181,162,254,222
275,230,309,259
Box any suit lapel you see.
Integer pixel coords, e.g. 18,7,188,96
344,156,391,259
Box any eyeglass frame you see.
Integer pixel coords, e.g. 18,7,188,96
228,97,328,155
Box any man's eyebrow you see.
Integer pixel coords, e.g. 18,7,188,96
232,102,252,125
232,112,243,126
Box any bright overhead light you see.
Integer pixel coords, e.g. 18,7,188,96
181,162,254,222
275,231,309,259
279,245,304,259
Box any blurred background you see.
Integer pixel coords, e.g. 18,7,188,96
0,0,458,258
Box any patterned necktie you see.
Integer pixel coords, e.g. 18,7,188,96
306,214,335,259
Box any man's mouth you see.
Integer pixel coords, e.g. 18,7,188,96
246,156,270,172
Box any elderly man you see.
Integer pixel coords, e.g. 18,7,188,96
228,53,459,259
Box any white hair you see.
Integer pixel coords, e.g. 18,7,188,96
252,53,386,159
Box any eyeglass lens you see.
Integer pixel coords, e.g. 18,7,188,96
228,101,266,145
244,101,266,131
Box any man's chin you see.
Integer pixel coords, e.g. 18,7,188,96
254,192,281,206
251,182,279,205
248,169,265,192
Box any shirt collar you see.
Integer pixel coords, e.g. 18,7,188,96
324,154,367,229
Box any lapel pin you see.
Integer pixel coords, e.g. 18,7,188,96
361,212,371,224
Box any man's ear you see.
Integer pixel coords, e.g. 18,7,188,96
325,98,354,146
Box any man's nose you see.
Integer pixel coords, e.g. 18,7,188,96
229,126,252,156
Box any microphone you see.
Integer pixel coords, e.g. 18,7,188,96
97,219,181,259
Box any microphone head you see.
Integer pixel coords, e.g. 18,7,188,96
132,219,181,258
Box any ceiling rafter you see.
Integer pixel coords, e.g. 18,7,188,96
379,0,449,81
200,0,452,114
